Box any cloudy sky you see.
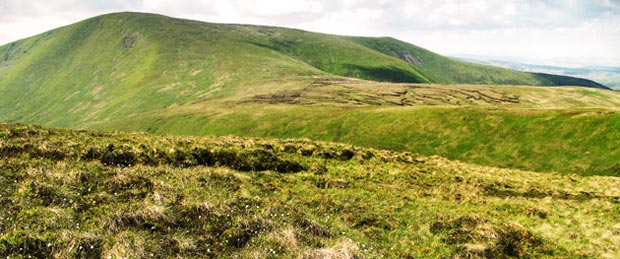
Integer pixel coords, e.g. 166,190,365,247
1,0,619,67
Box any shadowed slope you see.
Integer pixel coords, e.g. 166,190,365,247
350,37,606,88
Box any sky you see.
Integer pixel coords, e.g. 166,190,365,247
1,0,619,67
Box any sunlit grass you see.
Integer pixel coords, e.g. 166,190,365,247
1,123,619,258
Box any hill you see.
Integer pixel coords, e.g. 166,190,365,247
1,12,619,176
350,37,605,88
1,123,619,258
0,12,606,126
453,56,620,90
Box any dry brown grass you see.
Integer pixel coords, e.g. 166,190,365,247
301,239,361,259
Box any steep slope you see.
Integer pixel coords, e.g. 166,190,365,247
0,12,608,128
350,37,606,88
0,12,327,127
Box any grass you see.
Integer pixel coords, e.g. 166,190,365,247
1,11,619,259
1,12,616,178
94,82,620,176
1,122,619,258
350,37,604,88
0,12,606,128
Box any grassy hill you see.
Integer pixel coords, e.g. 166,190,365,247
350,37,605,87
98,103,620,177
1,123,619,258
0,12,618,177
0,12,606,126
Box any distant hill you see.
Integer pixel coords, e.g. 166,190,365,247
0,12,608,126
350,37,605,89
453,56,620,90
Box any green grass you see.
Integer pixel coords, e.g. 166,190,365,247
1,123,619,258
0,12,618,177
92,82,620,177
0,12,607,128
350,37,604,88
0,13,326,127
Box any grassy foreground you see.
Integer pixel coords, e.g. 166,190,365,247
1,123,619,258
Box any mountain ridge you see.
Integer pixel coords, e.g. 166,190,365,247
0,12,608,126
2,12,619,176
452,56,620,90
0,12,606,86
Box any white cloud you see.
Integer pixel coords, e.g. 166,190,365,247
0,0,619,67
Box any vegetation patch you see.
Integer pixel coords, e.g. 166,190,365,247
430,215,554,258
1,122,619,258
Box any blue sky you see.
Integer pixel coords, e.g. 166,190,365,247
1,0,619,67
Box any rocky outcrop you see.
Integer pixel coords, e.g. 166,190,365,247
398,50,422,65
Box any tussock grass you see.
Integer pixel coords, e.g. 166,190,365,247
101,100,620,176
1,123,619,258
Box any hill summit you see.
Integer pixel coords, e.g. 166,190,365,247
0,12,606,126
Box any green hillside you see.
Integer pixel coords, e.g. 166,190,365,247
2,123,619,258
94,82,620,176
1,12,618,176
98,104,620,177
0,12,606,126
351,37,605,88
0,12,326,127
